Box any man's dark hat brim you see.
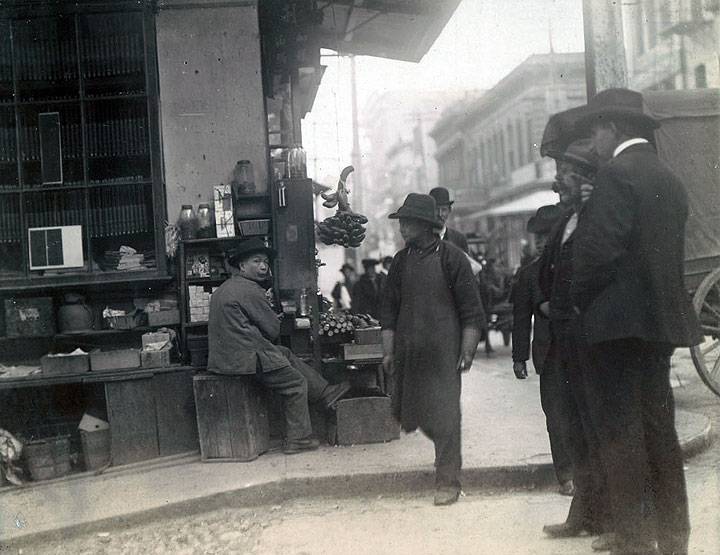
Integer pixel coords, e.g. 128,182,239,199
575,88,660,133
225,237,275,263
388,193,443,227
552,138,599,173
527,204,562,234
541,105,590,160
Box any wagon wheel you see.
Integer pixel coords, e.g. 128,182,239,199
690,267,720,398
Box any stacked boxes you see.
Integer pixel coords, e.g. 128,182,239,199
188,285,218,322
213,184,235,238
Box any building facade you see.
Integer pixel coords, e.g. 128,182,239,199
430,53,586,270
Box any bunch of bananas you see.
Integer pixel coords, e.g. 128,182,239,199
316,212,367,248
316,165,369,249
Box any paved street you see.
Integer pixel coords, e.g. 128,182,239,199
10,338,719,555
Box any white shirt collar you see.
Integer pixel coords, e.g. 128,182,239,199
613,138,648,158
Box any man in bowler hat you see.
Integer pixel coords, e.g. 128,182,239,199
510,204,574,495
207,237,350,454
429,187,469,253
572,88,702,555
381,193,483,505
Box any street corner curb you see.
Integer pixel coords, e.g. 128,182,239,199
677,409,713,460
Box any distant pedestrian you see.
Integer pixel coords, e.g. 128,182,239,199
331,263,356,310
429,187,469,253
352,258,385,320
510,204,574,495
571,88,702,555
380,255,393,276
382,193,484,506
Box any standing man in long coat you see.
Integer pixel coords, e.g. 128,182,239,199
572,89,702,555
381,193,484,506
351,258,385,320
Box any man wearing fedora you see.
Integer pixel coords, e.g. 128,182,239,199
510,204,574,496
538,138,613,546
351,258,385,320
207,237,351,455
381,193,484,506
571,89,702,555
429,186,469,253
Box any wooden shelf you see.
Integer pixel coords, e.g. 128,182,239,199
183,322,208,329
186,276,228,285
0,270,172,293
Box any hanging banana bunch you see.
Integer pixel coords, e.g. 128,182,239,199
316,165,369,248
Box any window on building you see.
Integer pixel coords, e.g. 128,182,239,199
506,123,515,171
659,0,673,30
646,0,658,49
695,64,707,88
439,145,464,188
497,130,506,177
635,4,646,56
526,119,534,162
516,120,525,167
691,0,704,20
478,142,485,186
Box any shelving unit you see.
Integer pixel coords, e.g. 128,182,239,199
0,4,165,287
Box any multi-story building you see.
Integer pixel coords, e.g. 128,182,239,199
622,0,719,91
430,52,586,270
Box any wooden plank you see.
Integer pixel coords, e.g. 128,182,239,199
105,377,159,465
153,369,198,456
225,377,269,461
193,375,233,460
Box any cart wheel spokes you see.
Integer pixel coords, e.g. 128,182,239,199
690,267,720,397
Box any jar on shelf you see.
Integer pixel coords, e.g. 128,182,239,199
196,203,215,239
231,160,256,195
287,144,307,179
177,204,198,240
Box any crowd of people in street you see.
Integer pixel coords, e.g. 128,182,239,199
204,87,700,555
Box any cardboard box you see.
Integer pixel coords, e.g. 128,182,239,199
354,327,382,345
4,297,55,337
41,353,90,375
147,309,180,327
141,331,171,349
330,396,399,446
141,347,172,368
90,349,141,372
342,342,383,361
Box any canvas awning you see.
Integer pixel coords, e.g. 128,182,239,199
467,190,558,219
314,1,461,62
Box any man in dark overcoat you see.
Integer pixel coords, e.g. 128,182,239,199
571,88,703,555
381,193,484,506
351,258,385,319
207,238,350,454
510,204,574,495
429,186,469,253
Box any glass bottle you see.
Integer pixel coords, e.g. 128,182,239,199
231,160,255,195
177,204,198,240
288,144,307,179
299,288,309,316
196,203,215,238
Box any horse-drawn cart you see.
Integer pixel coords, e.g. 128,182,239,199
646,89,720,397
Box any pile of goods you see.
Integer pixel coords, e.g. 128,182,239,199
316,165,369,248
318,311,379,337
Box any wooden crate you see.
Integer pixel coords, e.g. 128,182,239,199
354,327,382,345
4,297,55,337
342,342,383,361
331,396,399,446
41,353,90,375
90,349,141,372
193,373,270,462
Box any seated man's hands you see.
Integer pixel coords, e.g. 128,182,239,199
513,361,528,379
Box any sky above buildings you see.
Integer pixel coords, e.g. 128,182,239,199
303,0,585,187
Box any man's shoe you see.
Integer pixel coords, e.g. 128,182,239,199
592,533,617,551
283,437,320,455
542,522,587,538
558,479,575,496
320,381,351,410
433,488,460,506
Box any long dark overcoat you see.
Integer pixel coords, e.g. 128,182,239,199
381,239,483,434
510,258,551,373
571,143,702,346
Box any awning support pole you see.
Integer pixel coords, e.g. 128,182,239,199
582,0,629,99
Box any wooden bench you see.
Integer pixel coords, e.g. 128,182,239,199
193,373,270,462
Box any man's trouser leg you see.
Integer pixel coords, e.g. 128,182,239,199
425,419,462,491
539,359,574,485
277,345,328,403
255,365,312,441
583,339,689,553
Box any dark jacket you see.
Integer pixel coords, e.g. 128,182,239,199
441,226,469,253
571,143,702,346
207,275,289,375
352,272,386,319
510,258,551,372
539,208,579,323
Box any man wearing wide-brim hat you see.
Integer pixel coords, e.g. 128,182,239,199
381,193,484,505
208,237,350,455
570,88,702,555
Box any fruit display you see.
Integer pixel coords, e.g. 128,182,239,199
316,165,369,248
318,311,379,337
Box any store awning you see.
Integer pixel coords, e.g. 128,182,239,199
467,190,559,219
315,1,461,62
